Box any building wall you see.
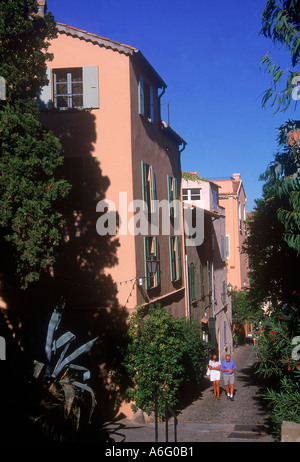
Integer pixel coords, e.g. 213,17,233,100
129,58,185,317
38,27,186,319
34,25,187,419
213,174,249,290
39,31,137,310
182,176,233,357
212,205,233,359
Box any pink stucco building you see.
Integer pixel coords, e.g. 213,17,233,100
33,15,188,419
182,173,233,359
213,174,249,290
38,21,187,320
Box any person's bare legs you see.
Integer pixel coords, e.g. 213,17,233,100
216,380,220,398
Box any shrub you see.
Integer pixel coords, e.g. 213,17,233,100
254,317,294,379
122,304,209,417
264,374,300,435
254,315,300,435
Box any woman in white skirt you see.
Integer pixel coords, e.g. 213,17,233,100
209,353,221,399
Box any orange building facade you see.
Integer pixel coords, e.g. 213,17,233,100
213,174,249,290
38,22,187,318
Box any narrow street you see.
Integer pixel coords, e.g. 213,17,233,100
112,344,277,442
176,343,277,441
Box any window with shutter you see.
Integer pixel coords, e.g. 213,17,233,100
222,280,227,305
143,236,160,289
167,175,179,217
221,235,226,261
138,74,154,123
141,162,157,214
225,235,230,258
176,236,181,279
83,66,99,109
199,263,204,298
189,263,196,301
38,66,99,110
169,236,182,282
53,68,83,109
150,166,157,213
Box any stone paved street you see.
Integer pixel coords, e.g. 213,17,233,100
108,344,278,442
178,343,271,426
175,343,276,442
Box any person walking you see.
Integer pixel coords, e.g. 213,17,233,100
209,353,221,399
221,353,236,401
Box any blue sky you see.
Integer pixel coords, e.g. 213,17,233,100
47,0,297,211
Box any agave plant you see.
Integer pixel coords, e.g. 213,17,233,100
32,297,98,439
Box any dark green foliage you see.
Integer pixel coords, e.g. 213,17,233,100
122,304,209,417
260,0,300,113
0,0,70,287
0,0,57,103
254,316,300,435
231,289,260,326
273,120,300,253
32,299,98,440
252,3,300,430
244,181,299,311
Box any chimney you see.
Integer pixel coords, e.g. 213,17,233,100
36,0,47,17
232,173,241,181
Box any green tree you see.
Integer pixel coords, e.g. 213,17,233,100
244,165,299,312
273,120,300,253
260,1,300,254
251,1,300,435
122,304,209,417
254,316,300,435
0,0,70,287
261,0,300,114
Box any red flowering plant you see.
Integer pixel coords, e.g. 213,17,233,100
254,314,300,435
254,317,295,380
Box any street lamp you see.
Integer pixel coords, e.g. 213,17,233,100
137,254,160,287
227,283,232,295
146,253,159,276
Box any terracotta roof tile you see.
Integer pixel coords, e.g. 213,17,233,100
57,23,137,54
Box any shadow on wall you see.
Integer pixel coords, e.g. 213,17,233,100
0,110,129,440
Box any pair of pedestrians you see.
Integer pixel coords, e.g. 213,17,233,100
208,353,236,400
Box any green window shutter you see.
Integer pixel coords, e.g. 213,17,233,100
173,177,178,217
150,166,157,213
167,175,173,217
83,66,99,109
189,263,195,301
169,237,176,281
207,261,212,294
226,235,230,258
173,177,178,200
141,161,149,211
176,237,181,280
154,237,160,286
200,263,204,298
143,237,150,289
38,68,52,110
150,85,154,122
138,75,145,116
222,280,226,305
209,317,216,349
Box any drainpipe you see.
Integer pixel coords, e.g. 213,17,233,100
179,141,187,154
158,84,167,122
211,261,215,317
185,255,191,321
